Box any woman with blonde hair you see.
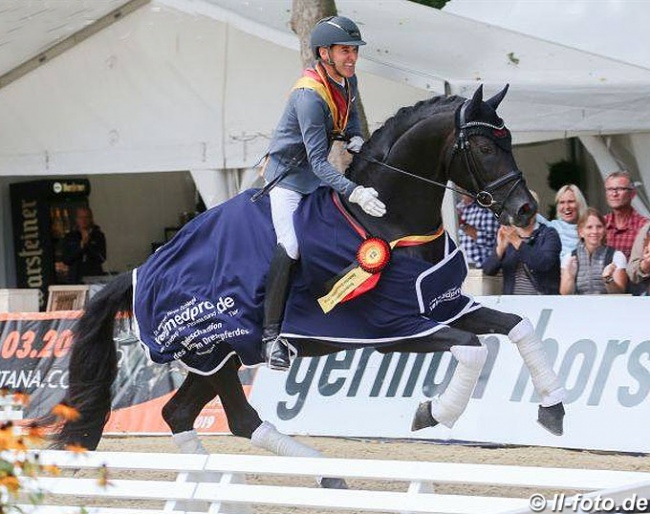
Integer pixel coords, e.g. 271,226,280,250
560,207,627,295
548,184,588,260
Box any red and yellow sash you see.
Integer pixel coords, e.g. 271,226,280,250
292,63,351,137
317,192,445,314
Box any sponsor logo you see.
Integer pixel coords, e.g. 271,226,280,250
428,286,462,311
275,309,650,420
16,199,45,307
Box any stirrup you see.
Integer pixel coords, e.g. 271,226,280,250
264,337,291,371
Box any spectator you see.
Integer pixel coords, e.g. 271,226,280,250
482,204,561,295
560,207,627,295
603,170,648,259
61,206,107,284
544,184,588,261
626,221,650,295
456,194,500,268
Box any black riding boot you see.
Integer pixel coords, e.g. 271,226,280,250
262,244,296,371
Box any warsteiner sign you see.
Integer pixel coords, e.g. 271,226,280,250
250,296,650,453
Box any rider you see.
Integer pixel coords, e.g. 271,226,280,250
261,16,387,370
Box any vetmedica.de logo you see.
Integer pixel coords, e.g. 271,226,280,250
275,308,650,420
154,295,237,346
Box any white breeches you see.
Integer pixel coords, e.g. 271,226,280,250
269,186,303,259
429,344,488,428
508,318,566,407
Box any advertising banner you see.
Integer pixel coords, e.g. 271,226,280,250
0,312,245,434
249,296,650,453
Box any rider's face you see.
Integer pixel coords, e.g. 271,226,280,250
320,44,359,81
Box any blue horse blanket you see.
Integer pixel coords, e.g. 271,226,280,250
133,188,480,374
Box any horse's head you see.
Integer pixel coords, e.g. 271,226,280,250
447,85,536,228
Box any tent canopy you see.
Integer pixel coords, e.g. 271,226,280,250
2,0,650,176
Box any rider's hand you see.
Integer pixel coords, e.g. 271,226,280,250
346,136,364,154
349,186,386,217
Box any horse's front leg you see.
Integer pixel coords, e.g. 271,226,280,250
380,328,487,431
451,307,566,435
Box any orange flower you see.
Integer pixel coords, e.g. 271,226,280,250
24,424,47,444
0,474,20,494
97,464,113,488
42,464,61,476
0,422,16,451
12,391,30,406
64,443,88,454
51,403,80,422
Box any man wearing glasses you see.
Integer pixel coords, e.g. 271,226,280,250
604,170,648,259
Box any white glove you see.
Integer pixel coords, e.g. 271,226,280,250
346,135,364,154
349,186,387,217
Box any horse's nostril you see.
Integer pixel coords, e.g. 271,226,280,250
518,203,534,218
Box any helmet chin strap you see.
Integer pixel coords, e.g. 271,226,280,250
320,49,347,85
324,47,335,66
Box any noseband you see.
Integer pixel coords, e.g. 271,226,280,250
451,99,524,216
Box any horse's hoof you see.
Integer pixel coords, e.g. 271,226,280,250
411,401,439,432
263,338,291,371
537,403,565,436
319,477,348,489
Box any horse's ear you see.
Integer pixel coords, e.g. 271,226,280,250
463,84,484,120
485,84,510,111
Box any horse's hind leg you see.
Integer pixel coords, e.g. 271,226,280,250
162,372,225,454
215,362,348,489
164,358,347,488
451,307,566,435
162,357,263,454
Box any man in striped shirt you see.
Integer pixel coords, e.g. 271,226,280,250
457,194,500,268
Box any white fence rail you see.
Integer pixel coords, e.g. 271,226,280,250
15,450,650,513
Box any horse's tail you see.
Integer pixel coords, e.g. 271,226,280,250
52,271,133,450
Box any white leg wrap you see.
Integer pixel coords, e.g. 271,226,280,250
172,430,249,513
509,318,566,407
252,421,334,487
172,429,207,454
429,345,488,428
251,421,321,458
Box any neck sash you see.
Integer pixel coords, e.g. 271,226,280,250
292,63,351,137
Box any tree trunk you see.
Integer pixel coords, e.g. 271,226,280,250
290,0,370,173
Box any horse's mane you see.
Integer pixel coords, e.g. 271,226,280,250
347,94,463,177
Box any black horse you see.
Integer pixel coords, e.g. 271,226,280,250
51,85,566,468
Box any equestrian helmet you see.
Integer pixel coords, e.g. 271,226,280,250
310,16,366,59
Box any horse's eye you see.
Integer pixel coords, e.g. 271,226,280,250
478,144,493,155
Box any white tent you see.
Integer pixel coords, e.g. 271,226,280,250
2,0,650,284
3,0,650,176
443,0,650,214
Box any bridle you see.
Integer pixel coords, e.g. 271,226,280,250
354,98,524,217
450,98,524,216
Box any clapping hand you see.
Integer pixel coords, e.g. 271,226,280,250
566,255,578,278
602,262,616,283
